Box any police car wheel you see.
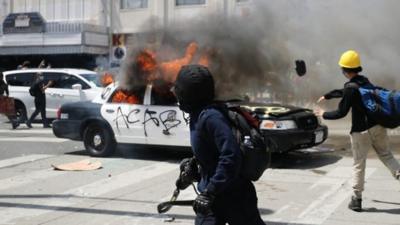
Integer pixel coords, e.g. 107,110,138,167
83,123,116,157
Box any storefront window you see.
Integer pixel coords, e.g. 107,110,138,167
176,0,206,6
120,0,148,9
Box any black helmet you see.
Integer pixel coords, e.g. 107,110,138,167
174,65,215,113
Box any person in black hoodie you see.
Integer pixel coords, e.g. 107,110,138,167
315,50,400,212
173,65,265,225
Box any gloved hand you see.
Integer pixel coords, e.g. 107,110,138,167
175,157,200,190
193,192,215,216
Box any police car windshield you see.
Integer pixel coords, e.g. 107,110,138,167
81,74,101,87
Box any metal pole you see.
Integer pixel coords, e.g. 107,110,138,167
164,0,169,28
82,0,85,21
223,0,228,18
108,0,113,68
11,0,14,13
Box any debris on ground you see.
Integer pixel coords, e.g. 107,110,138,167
52,159,102,171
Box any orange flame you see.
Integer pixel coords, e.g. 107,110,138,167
101,73,114,87
136,50,157,74
199,52,210,67
112,90,140,104
160,42,198,83
131,42,213,85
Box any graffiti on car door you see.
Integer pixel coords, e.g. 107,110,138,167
159,110,181,135
113,106,184,136
114,106,141,131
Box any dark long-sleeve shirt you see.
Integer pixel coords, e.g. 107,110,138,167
0,80,9,96
322,75,376,133
189,107,243,195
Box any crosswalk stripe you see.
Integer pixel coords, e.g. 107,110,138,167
0,129,53,134
0,169,68,192
0,137,68,143
0,154,54,169
0,161,178,224
289,166,376,225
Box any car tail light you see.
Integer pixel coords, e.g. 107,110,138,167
57,107,61,119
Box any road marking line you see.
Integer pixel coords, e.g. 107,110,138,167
275,202,293,215
0,154,54,169
309,166,352,190
0,169,68,192
289,166,376,225
0,137,68,143
0,129,53,134
0,161,178,224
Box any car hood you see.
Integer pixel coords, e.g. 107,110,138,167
238,101,312,118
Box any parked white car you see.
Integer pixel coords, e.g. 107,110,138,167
53,82,328,157
3,68,103,121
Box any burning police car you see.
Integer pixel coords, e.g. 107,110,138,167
53,82,328,157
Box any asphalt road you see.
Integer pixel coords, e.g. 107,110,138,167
0,115,399,225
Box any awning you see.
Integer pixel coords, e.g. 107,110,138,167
0,45,108,55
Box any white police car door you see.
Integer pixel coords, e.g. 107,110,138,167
100,86,147,144
144,106,190,146
144,85,190,147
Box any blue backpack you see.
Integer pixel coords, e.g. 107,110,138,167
356,83,400,128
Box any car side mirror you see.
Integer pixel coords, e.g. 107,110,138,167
295,60,306,77
72,83,82,90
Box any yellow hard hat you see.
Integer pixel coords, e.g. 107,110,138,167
338,50,361,68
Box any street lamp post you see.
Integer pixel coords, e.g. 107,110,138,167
108,0,113,69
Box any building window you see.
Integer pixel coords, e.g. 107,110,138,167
120,0,148,9
176,0,206,6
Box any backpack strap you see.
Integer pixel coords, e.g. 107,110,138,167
198,103,245,144
345,81,377,90
344,82,360,89
389,91,397,116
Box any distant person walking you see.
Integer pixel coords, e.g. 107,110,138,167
26,73,53,128
315,50,400,212
0,72,9,97
0,72,19,129
17,61,30,70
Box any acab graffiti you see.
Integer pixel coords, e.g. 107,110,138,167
113,106,187,136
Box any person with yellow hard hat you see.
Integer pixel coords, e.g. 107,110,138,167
315,50,400,212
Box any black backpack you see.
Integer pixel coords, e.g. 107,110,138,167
200,102,272,181
29,86,35,97
29,84,38,97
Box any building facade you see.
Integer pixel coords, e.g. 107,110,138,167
0,0,252,70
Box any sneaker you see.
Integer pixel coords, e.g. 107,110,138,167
43,124,51,128
348,196,362,212
11,122,19,129
26,122,32,128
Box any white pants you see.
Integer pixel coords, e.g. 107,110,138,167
350,125,400,198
